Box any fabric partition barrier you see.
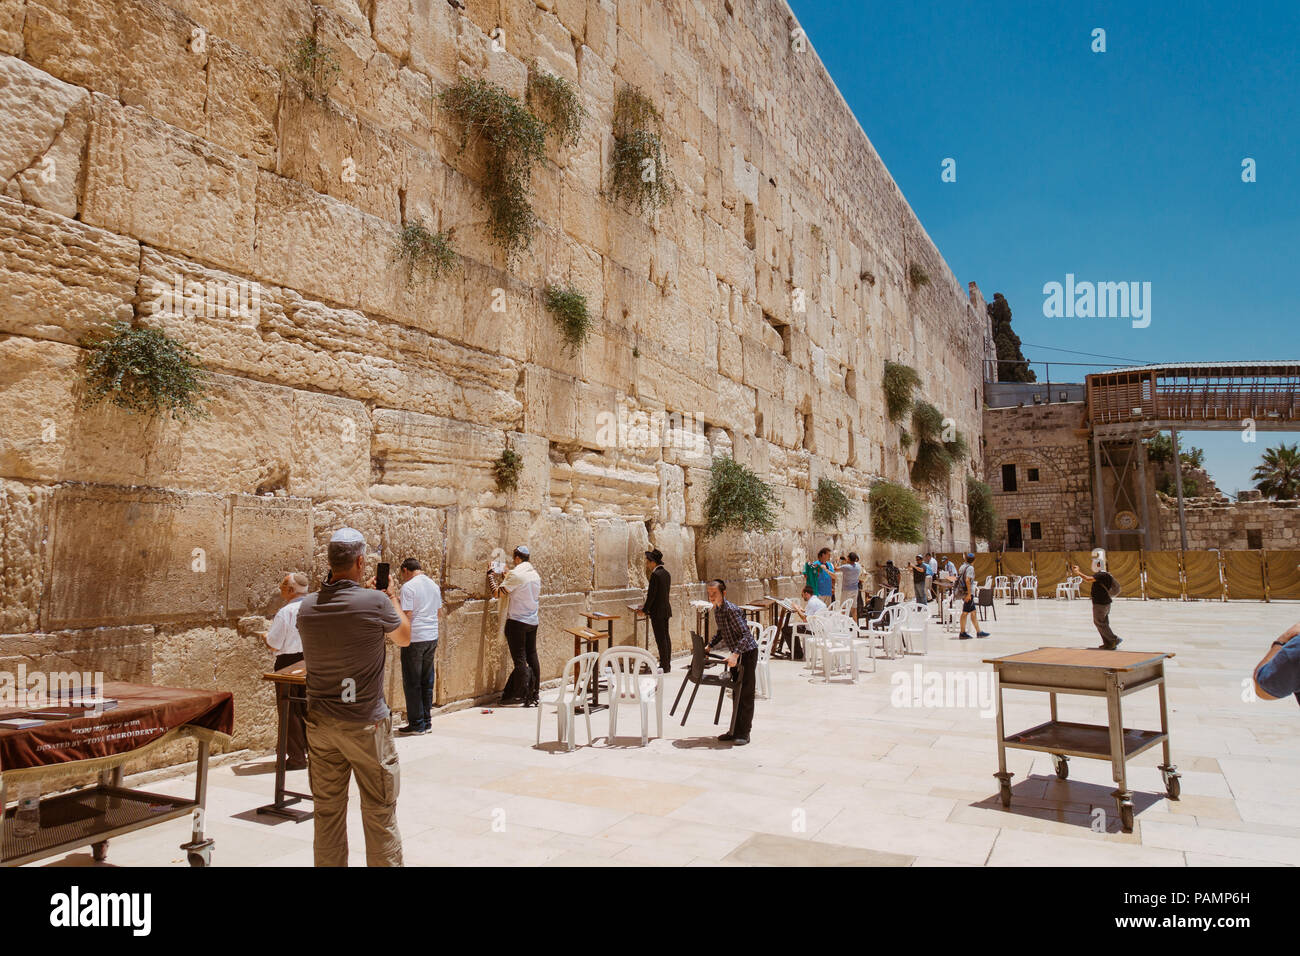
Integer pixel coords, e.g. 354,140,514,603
1143,550,1183,599
1033,552,1070,594
1182,550,1224,600
1224,551,1266,600
1264,550,1300,600
971,553,999,584
1075,550,1143,599
1000,552,1033,579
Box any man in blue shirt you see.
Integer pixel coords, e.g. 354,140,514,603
813,548,835,602
707,579,759,746
1254,623,1300,703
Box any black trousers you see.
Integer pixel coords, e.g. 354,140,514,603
503,619,540,703
400,640,437,730
274,651,307,765
729,648,759,739
650,615,672,672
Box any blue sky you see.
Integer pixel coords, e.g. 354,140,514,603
787,0,1300,494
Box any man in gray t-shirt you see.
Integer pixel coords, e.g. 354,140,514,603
296,528,410,867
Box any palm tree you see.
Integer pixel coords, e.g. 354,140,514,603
1252,443,1300,500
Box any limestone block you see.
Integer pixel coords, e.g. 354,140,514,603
369,407,505,506
163,1,314,71
443,504,506,597
0,54,91,217
0,625,153,685
23,0,207,134
83,96,257,274
436,598,509,704
523,365,579,443
290,390,371,499
152,623,274,749
627,521,651,589
593,516,630,588
522,509,592,594
227,495,314,617
552,450,659,518
658,461,685,525
206,37,279,169
0,481,51,633
45,485,231,629
682,464,709,526
0,0,20,54
320,10,433,144
510,431,551,514
0,196,137,345
695,528,786,583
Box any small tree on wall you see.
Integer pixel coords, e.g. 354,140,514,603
609,86,675,216
883,361,920,423
812,477,852,528
78,321,210,421
704,456,779,537
909,401,969,490
967,476,995,542
869,480,926,545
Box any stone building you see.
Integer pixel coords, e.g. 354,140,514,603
0,0,992,754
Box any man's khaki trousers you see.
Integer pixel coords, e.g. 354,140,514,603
305,712,403,866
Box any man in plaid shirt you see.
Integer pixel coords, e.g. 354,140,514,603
706,579,758,746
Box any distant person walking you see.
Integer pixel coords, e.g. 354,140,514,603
397,558,442,735
908,555,929,605
640,548,673,672
493,545,542,706
1073,550,1122,650
296,528,410,867
957,552,989,640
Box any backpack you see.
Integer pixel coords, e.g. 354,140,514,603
1105,573,1122,598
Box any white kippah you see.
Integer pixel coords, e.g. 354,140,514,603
330,527,366,544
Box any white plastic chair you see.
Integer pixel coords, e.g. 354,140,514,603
1017,575,1038,599
862,604,904,659
993,576,1011,600
755,624,777,699
598,647,665,747
536,652,599,751
899,601,929,655
1056,576,1082,600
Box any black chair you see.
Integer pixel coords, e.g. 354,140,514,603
977,586,997,621
670,633,738,726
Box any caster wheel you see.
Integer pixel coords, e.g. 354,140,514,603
187,848,211,868
91,841,108,863
998,782,1012,809
1052,755,1069,780
1119,802,1134,832
1165,775,1181,800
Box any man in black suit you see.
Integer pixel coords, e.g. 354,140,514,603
640,548,673,672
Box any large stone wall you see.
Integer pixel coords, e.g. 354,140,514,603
0,0,987,758
1156,496,1300,551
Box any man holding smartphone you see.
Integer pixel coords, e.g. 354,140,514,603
296,528,411,867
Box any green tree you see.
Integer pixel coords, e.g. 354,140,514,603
987,293,1035,383
1253,443,1300,500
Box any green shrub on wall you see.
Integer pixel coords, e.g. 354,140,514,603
543,282,593,351
609,86,675,215
869,480,926,544
78,321,210,421
704,456,779,537
493,447,523,493
394,220,457,282
289,36,341,101
883,361,920,422
967,476,995,541
812,477,852,528
438,76,547,259
909,400,969,490
527,63,587,147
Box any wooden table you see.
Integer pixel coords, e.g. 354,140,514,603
626,604,650,650
983,647,1179,832
750,597,779,628
564,626,607,711
580,611,619,650
257,661,313,822
736,604,764,626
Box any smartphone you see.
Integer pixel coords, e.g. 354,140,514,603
376,562,390,591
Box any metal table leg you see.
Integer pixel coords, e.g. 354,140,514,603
993,676,1013,807
181,740,214,866
1106,672,1134,831
1156,677,1181,799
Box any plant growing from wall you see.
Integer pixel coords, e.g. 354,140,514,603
967,476,995,541
883,361,920,422
438,76,547,259
78,321,210,421
526,63,587,148
869,480,926,544
908,262,930,289
704,455,779,537
609,85,675,216
543,282,592,351
493,446,523,493
909,400,969,490
394,220,457,282
812,477,852,528
289,36,341,101
899,429,912,451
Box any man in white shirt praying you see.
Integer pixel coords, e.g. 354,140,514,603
492,545,543,706
397,558,443,735
266,571,309,769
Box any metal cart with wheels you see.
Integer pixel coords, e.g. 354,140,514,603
0,682,232,866
984,648,1179,832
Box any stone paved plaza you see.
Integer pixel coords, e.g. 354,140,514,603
41,598,1300,867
